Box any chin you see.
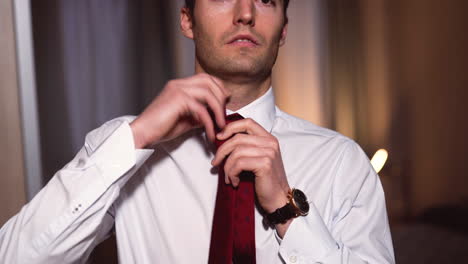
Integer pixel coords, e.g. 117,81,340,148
217,66,271,84
197,50,274,82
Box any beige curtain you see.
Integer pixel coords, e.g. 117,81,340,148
272,0,328,127
326,0,406,221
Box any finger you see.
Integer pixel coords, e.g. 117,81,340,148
185,84,226,130
207,74,231,99
222,161,233,185
226,156,270,187
223,144,270,173
192,74,228,106
217,118,269,140
193,74,230,112
199,74,231,128
223,145,269,187
186,98,216,142
212,134,270,166
224,169,232,185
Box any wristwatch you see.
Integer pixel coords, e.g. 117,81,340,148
266,188,309,225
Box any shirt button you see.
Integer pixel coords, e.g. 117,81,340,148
289,255,297,263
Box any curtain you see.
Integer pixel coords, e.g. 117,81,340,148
32,0,177,184
272,0,328,127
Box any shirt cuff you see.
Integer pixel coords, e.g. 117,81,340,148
277,201,340,262
89,120,153,186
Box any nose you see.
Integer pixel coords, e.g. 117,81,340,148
233,0,256,26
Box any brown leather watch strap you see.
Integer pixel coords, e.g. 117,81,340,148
265,203,298,225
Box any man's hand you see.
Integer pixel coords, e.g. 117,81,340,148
130,73,230,149
211,118,293,236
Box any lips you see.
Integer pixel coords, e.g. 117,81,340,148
227,34,259,45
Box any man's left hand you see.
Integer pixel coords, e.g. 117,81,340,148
211,118,290,215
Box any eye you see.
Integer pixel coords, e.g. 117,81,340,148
260,0,275,5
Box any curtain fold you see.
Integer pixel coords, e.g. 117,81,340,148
33,0,176,184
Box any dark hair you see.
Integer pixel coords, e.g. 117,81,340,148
184,0,290,24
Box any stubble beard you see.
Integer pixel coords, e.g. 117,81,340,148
194,27,282,84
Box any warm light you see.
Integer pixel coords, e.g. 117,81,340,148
371,149,388,174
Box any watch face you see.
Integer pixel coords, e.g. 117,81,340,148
293,189,310,214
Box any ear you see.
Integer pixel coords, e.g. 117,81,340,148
279,23,288,46
180,7,194,39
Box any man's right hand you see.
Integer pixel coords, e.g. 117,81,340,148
130,73,230,149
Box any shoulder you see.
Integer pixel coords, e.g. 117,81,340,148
273,108,376,199
274,107,371,179
274,107,352,146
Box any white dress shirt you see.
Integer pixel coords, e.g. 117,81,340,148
0,88,395,263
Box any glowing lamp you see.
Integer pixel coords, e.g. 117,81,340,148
370,149,388,174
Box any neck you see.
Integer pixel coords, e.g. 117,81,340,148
195,64,272,112
223,79,271,111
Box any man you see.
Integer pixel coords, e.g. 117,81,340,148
0,0,395,263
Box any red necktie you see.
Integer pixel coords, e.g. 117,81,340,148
208,113,256,264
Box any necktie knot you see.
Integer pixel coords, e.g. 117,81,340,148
215,113,244,149
225,113,244,123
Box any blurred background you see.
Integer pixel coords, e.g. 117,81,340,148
1,0,468,262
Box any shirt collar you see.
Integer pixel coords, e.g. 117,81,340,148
226,87,276,133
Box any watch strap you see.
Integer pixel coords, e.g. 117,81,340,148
265,203,297,225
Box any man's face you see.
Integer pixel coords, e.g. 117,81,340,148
181,0,288,83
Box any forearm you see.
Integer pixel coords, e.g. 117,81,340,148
0,118,153,263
